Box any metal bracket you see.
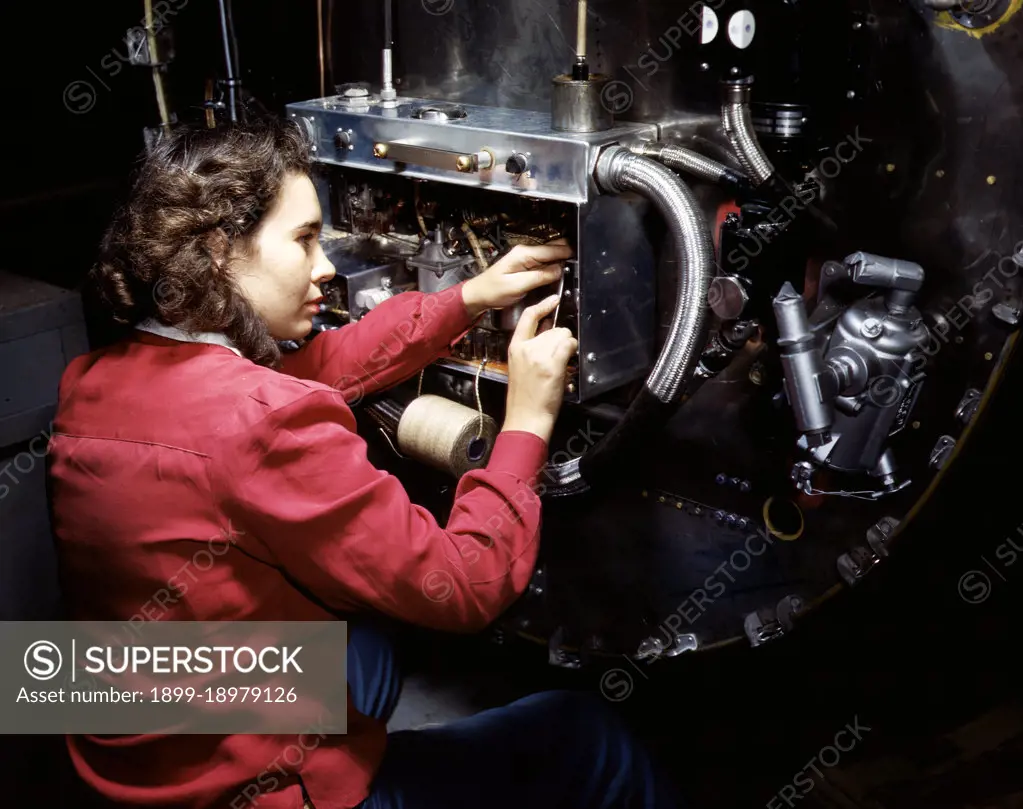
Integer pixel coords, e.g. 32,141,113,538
837,545,879,585
929,434,956,470
866,516,900,558
954,388,982,425
992,301,1020,328
548,626,582,669
743,595,806,647
635,632,698,662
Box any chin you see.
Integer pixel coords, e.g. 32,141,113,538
271,318,313,343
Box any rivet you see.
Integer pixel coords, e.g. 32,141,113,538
987,175,997,185
885,163,896,173
985,352,993,360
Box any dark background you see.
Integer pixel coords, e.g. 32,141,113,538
0,0,323,292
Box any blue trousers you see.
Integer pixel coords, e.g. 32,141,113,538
348,623,682,809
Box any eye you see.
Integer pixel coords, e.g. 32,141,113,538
298,232,317,248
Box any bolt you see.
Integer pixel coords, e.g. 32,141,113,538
725,514,738,528
586,374,597,384
714,510,726,523
985,352,993,361
739,480,752,493
585,352,597,362
861,318,883,339
885,163,896,173
716,473,728,485
730,477,742,488
987,175,997,185
912,420,921,429
936,169,945,178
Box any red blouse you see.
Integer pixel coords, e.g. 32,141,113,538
48,282,548,809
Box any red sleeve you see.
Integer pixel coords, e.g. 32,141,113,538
210,388,548,632
280,282,481,401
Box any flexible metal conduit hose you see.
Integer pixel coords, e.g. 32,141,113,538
631,142,750,194
720,79,838,233
542,146,715,494
721,81,774,186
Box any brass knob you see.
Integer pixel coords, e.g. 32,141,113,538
455,155,474,172
373,143,388,158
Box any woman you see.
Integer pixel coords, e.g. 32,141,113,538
48,117,680,808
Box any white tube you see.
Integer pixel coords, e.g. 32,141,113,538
576,0,587,60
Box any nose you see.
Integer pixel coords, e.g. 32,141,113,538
312,242,336,285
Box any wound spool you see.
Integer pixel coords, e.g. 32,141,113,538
396,394,498,478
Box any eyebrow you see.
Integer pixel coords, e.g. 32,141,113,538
292,219,322,233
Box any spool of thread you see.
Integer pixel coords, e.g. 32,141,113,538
396,394,498,478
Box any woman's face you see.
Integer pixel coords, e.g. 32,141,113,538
232,172,337,341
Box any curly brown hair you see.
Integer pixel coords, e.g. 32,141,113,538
87,116,313,368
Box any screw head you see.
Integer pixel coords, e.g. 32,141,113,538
861,318,883,339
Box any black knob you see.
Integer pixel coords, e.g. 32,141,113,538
334,130,353,151
505,153,529,174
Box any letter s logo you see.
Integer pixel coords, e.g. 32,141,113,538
25,641,63,680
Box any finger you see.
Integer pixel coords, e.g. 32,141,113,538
506,265,564,294
530,327,576,350
552,335,579,366
512,294,560,342
511,243,573,269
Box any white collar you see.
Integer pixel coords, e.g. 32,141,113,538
135,318,243,357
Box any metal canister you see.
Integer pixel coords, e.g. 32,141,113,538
550,74,613,132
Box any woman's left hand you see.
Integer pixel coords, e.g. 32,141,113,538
461,240,573,318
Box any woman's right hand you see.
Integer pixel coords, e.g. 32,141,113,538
502,294,579,444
